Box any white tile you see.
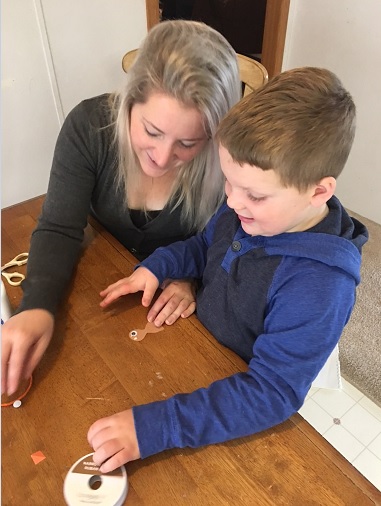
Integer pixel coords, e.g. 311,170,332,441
359,396,381,423
352,449,381,492
340,403,381,446
311,388,356,418
324,424,364,462
368,433,381,460
305,386,320,399
341,378,364,402
298,398,333,434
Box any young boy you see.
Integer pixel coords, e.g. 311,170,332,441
88,67,368,473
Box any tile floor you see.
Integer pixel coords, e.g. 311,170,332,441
299,377,381,492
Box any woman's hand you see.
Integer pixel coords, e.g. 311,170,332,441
87,409,140,473
147,279,197,327
100,267,159,309
1,309,54,396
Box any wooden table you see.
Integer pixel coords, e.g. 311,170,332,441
2,196,381,505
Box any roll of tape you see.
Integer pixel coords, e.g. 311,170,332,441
63,453,128,506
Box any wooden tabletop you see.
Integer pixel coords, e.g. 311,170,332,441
2,196,380,505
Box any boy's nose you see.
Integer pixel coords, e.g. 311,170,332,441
226,191,243,211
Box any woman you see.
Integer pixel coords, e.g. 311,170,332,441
2,20,241,396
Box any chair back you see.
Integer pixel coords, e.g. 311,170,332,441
236,53,268,96
122,49,268,97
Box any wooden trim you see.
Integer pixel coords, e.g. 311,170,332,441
261,0,290,78
145,0,160,30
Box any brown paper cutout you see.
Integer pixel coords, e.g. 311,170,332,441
129,321,164,342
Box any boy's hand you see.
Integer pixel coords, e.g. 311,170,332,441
1,309,54,396
87,409,140,473
147,279,197,327
100,267,159,309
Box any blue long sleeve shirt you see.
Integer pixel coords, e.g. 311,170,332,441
133,196,368,458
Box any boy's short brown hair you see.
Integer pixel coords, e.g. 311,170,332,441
217,67,356,191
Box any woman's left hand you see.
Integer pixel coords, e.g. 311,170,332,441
147,279,197,327
88,409,140,473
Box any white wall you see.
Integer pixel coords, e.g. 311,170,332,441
283,0,381,224
1,0,61,208
1,0,147,208
4,1,380,224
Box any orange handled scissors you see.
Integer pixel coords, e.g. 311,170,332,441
1,252,29,286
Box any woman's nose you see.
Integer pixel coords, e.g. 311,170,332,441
154,143,175,168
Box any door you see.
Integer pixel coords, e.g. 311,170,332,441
144,0,290,78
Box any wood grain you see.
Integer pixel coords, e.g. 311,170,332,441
145,0,160,30
261,0,290,78
2,196,380,505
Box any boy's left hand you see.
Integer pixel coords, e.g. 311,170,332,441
147,278,197,327
87,409,140,473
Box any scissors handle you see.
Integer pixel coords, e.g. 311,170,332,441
1,271,25,287
1,252,29,271
12,252,29,264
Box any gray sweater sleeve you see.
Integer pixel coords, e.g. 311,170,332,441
17,97,109,316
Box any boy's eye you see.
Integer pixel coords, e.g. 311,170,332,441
248,194,266,202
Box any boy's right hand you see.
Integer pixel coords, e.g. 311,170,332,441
100,267,159,309
1,309,54,396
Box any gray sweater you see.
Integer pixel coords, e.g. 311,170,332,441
18,94,191,316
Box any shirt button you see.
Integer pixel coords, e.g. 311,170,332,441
231,241,241,252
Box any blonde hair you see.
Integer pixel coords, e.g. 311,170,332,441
217,67,356,191
112,20,241,231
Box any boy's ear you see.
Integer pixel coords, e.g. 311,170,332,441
311,177,336,207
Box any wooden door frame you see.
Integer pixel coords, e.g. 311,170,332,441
261,0,290,77
145,0,160,31
145,0,290,78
